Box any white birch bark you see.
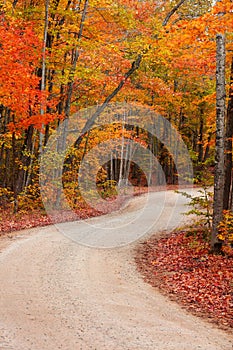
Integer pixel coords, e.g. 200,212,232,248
211,34,226,249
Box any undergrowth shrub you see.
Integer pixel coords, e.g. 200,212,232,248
218,210,233,256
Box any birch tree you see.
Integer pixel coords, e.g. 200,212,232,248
211,34,226,250
223,56,233,210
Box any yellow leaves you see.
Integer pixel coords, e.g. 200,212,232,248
218,233,225,241
218,211,233,245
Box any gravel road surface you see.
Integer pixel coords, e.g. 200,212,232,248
0,190,232,349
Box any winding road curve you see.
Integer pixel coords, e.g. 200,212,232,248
0,190,232,350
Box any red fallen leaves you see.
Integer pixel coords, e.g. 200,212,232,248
0,210,52,233
135,230,233,329
0,185,190,234
0,192,132,234
0,185,159,234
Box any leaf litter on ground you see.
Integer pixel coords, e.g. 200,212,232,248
135,229,233,330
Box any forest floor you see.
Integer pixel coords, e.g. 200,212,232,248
1,186,232,335
135,228,233,331
0,189,232,350
0,185,182,235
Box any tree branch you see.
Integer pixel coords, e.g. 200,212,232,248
74,54,142,147
162,0,186,26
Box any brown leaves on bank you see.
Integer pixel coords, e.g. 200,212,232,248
135,230,233,329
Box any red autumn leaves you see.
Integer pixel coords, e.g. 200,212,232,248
136,230,233,329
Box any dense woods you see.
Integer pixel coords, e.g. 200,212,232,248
0,0,232,249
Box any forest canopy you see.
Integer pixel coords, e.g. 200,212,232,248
0,0,232,244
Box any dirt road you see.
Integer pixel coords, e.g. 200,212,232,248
0,190,232,349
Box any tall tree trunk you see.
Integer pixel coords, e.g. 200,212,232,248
203,131,212,162
64,0,89,119
15,125,34,196
223,56,233,210
110,152,114,181
55,0,89,208
12,129,18,213
118,118,125,187
39,0,49,152
198,112,204,163
211,34,226,251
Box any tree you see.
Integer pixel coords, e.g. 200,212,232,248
223,57,233,210
211,34,226,251
0,0,232,218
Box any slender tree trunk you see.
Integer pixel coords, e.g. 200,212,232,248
198,112,204,163
55,0,89,208
223,56,233,210
64,0,89,119
147,135,153,186
114,156,119,182
124,141,129,186
12,129,18,213
203,132,212,162
211,34,226,251
39,0,49,152
110,152,114,181
15,125,34,197
118,118,125,187
0,107,8,188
